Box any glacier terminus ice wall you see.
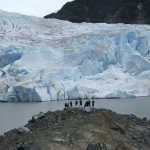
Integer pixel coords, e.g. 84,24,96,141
0,10,150,101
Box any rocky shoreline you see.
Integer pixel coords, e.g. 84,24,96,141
0,108,150,150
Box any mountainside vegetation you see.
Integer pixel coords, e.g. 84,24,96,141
44,0,150,24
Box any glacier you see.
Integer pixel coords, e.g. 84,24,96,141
0,10,149,102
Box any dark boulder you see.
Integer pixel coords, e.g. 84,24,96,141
110,123,126,134
86,142,107,150
17,143,38,150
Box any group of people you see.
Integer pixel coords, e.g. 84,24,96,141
64,99,95,108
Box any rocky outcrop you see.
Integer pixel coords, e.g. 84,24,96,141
17,127,31,134
44,0,150,24
0,108,150,150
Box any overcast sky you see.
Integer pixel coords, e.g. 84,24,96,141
0,0,72,17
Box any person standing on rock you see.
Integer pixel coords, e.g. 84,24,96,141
88,101,91,107
64,103,70,109
92,100,95,107
84,101,88,108
70,101,73,108
75,100,78,107
64,103,68,108
79,99,82,107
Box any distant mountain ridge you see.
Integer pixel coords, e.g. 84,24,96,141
44,0,150,24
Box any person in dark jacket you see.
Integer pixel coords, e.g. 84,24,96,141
75,100,78,107
84,101,87,108
87,101,91,107
79,99,82,107
70,101,73,107
64,103,69,108
92,100,95,107
84,101,89,108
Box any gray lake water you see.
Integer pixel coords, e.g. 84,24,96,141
0,97,150,135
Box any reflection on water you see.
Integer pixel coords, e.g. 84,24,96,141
0,97,150,135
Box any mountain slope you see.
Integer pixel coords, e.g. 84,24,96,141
0,10,150,101
44,0,150,24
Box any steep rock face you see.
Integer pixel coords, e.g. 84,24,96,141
0,10,150,101
44,0,150,24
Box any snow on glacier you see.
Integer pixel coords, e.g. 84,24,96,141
0,10,149,101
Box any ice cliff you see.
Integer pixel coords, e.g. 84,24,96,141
0,10,149,102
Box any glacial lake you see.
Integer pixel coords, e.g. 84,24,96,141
0,97,150,135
